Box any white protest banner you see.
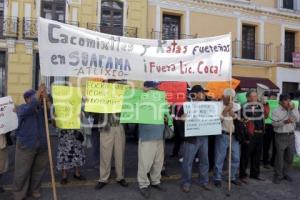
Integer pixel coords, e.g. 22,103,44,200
0,96,18,135
183,101,222,137
38,18,232,82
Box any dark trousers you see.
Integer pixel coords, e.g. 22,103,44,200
91,130,100,166
172,125,183,157
263,124,276,165
13,142,48,200
208,136,215,171
240,133,264,179
274,134,294,178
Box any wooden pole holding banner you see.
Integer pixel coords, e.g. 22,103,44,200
227,32,233,195
227,78,233,194
43,97,58,200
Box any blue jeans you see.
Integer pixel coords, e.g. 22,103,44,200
213,133,240,181
181,136,209,187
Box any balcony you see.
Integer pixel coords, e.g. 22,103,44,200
232,40,272,61
23,18,79,40
150,30,197,40
277,45,300,63
0,17,19,39
87,23,138,38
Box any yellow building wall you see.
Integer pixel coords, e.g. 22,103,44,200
71,0,147,38
252,0,277,8
190,12,237,39
4,0,148,104
148,5,156,38
7,44,33,104
3,0,300,104
233,65,277,82
78,0,97,25
270,66,277,84
264,23,281,62
127,0,147,38
296,32,300,47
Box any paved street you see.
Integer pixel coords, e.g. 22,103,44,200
1,133,300,200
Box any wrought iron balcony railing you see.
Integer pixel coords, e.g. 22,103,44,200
277,45,300,63
150,30,197,40
232,39,272,61
86,23,138,38
23,18,79,40
0,17,19,39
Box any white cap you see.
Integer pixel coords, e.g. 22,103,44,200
223,88,236,98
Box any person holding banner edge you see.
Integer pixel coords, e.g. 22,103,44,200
181,85,212,193
13,84,51,200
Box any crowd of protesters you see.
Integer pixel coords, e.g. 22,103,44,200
0,81,299,199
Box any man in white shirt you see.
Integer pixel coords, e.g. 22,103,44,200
272,94,300,184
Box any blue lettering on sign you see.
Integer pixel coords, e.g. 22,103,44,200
68,51,131,71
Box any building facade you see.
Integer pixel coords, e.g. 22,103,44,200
148,0,300,97
1,0,300,104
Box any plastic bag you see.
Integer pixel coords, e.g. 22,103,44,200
164,125,174,139
293,155,300,168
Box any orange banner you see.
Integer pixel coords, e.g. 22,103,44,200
206,79,240,100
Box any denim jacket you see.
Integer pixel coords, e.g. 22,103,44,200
16,98,47,149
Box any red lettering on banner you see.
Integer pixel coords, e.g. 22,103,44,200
149,62,176,73
180,61,193,74
197,60,221,75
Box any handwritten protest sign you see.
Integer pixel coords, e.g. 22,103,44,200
120,89,169,124
0,96,18,135
85,81,128,113
38,18,232,82
183,102,222,137
52,85,82,129
158,82,187,104
265,100,299,124
206,79,240,100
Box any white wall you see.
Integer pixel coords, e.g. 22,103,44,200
276,67,300,93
